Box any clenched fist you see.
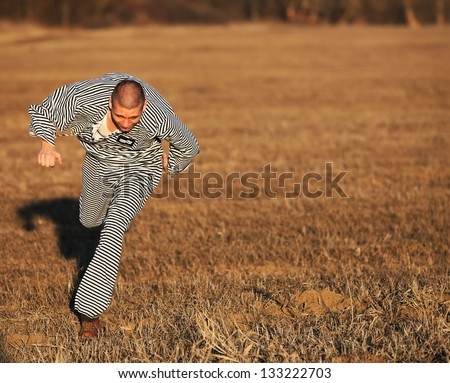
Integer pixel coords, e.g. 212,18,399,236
38,140,63,168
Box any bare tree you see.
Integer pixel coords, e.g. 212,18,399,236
339,0,365,24
402,0,421,28
306,0,320,24
285,0,320,24
22,0,35,21
60,0,71,27
1,0,444,27
285,0,300,22
436,0,445,24
246,0,261,20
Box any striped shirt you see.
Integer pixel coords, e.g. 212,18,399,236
28,72,200,174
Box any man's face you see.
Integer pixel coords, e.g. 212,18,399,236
109,99,147,132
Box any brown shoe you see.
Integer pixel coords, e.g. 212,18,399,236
79,317,101,338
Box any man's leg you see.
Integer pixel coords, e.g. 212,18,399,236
74,172,153,319
79,154,113,229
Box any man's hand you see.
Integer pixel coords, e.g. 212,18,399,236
161,152,168,172
38,140,63,168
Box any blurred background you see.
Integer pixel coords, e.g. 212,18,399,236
0,0,448,28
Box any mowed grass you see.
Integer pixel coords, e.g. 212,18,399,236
0,23,448,362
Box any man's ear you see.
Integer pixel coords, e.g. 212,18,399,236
142,100,148,112
109,97,113,109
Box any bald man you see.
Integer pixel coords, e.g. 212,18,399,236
29,73,200,338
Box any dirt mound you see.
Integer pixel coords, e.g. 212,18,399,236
5,333,49,347
290,289,360,315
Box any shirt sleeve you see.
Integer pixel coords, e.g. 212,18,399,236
28,84,78,146
158,112,200,175
139,80,200,175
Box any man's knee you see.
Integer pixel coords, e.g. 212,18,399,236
79,214,103,229
79,195,110,229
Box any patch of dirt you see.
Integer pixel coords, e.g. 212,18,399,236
332,355,387,362
290,289,363,315
5,333,49,347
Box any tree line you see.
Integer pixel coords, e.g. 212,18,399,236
0,0,448,28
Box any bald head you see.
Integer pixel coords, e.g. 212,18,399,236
111,80,146,110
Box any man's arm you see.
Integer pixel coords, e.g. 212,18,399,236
138,79,199,174
29,83,78,145
159,113,200,175
29,82,79,167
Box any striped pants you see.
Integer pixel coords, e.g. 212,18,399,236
73,153,159,319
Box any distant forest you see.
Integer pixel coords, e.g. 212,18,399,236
1,0,448,28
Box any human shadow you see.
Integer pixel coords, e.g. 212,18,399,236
17,197,101,311
0,341,10,362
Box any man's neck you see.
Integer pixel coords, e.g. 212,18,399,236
106,111,118,133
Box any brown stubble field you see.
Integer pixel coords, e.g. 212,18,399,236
0,22,448,363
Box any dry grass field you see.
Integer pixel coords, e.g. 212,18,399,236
0,22,448,363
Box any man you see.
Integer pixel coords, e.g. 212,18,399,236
29,72,200,338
